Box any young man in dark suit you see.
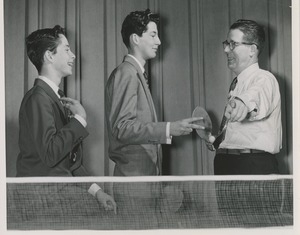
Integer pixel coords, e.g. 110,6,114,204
16,25,116,212
17,25,88,177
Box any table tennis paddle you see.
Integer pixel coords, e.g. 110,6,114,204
192,106,213,142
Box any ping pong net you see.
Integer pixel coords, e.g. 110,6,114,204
7,176,292,230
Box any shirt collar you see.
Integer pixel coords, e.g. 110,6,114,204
237,63,259,83
127,54,145,73
38,75,60,97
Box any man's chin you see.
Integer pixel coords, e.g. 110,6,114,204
227,62,235,70
65,71,73,77
62,73,72,78
148,51,158,59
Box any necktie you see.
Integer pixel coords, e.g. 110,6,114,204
143,71,150,89
58,89,71,121
58,89,78,162
58,89,65,98
213,77,237,150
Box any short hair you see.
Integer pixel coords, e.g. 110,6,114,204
121,9,160,48
26,25,65,73
230,19,265,55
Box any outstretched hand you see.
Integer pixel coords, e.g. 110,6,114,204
224,98,248,122
95,189,117,214
170,117,205,136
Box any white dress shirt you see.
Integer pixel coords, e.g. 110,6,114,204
220,63,282,154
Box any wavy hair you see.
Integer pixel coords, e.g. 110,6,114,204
26,25,65,73
121,9,160,48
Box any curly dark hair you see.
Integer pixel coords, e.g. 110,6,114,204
230,19,265,55
121,9,160,48
26,25,65,73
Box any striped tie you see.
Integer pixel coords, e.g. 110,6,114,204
213,77,238,150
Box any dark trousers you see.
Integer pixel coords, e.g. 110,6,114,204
214,152,279,175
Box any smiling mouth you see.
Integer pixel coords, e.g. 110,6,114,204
227,57,235,62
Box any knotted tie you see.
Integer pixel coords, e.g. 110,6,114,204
58,89,78,162
58,89,71,121
58,89,65,99
143,71,150,89
213,77,238,150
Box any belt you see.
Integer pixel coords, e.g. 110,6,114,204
216,149,265,155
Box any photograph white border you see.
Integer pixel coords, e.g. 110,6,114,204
1,0,299,234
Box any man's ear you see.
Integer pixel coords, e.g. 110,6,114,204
44,50,53,62
249,44,258,57
131,34,140,45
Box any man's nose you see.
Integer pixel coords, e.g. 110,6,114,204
224,44,230,53
156,36,161,45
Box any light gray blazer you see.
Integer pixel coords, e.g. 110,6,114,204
105,55,168,176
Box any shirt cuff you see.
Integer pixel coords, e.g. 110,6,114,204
88,183,102,197
235,96,258,120
235,95,256,113
74,114,87,127
166,122,172,144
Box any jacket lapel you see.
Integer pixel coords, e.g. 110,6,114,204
123,56,158,122
34,79,67,119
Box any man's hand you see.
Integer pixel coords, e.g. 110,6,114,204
224,98,248,122
170,117,205,136
95,189,117,214
203,133,216,151
60,97,87,120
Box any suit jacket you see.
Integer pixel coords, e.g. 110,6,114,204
105,55,168,176
16,79,89,177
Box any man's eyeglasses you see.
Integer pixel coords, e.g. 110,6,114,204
222,40,257,50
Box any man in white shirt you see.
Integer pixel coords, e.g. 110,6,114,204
17,25,116,213
212,19,282,174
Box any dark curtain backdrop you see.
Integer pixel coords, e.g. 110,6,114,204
5,0,292,176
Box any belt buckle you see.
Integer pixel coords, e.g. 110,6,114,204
239,149,251,154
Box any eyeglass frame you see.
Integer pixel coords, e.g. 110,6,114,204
222,40,258,50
